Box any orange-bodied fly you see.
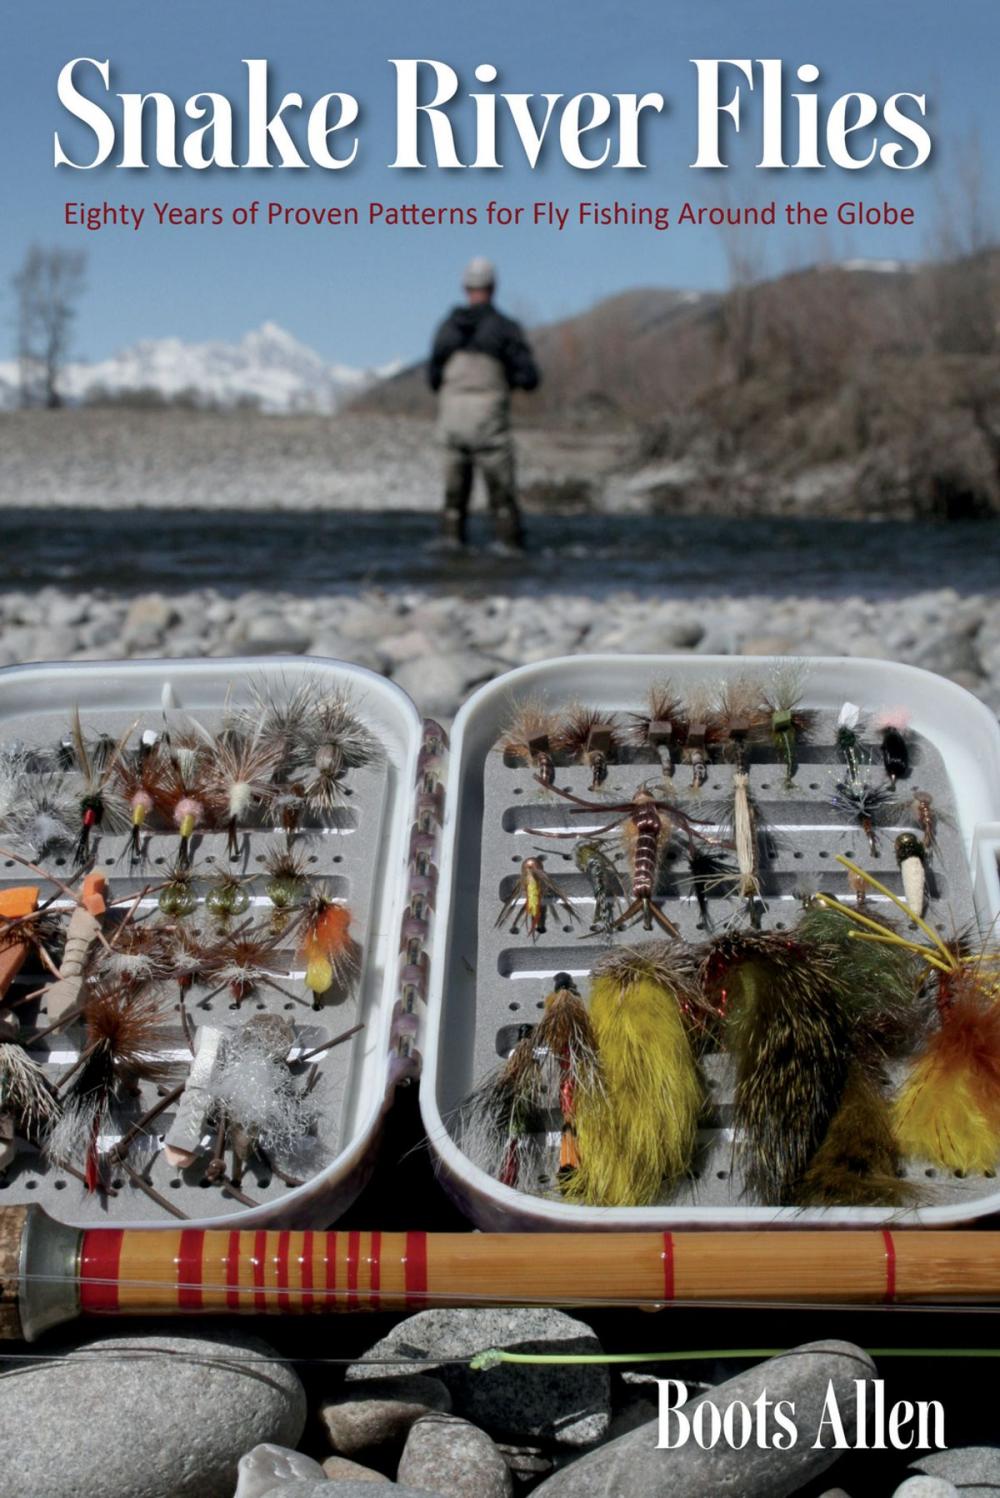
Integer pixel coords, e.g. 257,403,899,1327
297,894,358,1006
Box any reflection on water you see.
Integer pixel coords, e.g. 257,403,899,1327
1,509,997,598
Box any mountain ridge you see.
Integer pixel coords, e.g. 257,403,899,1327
0,322,400,414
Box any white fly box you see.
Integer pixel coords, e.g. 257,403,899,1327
0,656,437,1230
421,654,1000,1232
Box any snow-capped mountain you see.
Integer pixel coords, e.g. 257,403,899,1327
0,323,399,413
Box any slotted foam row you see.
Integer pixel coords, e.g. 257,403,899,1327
0,657,421,1229
422,654,1000,1231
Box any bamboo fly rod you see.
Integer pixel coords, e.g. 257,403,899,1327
2,1206,999,1340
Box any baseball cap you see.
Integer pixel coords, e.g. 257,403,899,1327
462,257,497,290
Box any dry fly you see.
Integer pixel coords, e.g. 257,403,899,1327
196,919,298,1009
0,750,76,860
46,980,176,1192
714,677,768,743
157,859,199,918
496,856,579,940
556,705,622,790
204,1013,317,1188
204,873,252,925
114,755,163,863
873,708,911,788
835,703,866,781
761,667,814,786
263,843,310,914
627,682,684,775
500,700,561,788
0,1044,60,1172
67,709,134,866
167,924,212,997
204,729,280,859
240,676,329,779
680,689,719,790
153,744,211,868
297,891,359,1006
290,690,380,815
832,775,897,857
94,920,173,989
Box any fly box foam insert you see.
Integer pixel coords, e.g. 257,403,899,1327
423,654,1000,1231
0,658,421,1229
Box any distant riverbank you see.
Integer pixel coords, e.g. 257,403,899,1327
3,407,996,522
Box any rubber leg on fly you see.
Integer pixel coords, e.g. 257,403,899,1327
616,898,680,939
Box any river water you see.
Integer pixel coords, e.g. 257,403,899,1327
2,509,997,598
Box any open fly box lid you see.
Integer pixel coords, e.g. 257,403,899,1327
422,654,1000,1232
0,656,430,1230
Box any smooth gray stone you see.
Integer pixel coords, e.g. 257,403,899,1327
531,1340,875,1498
122,593,178,649
263,1487,444,1497
0,1331,306,1498
321,1454,392,1482
320,1374,452,1457
610,619,705,654
893,1478,959,1497
398,1413,512,1498
910,1445,1000,1495
306,632,384,673
391,650,499,720
235,1444,326,1498
346,1308,610,1447
29,627,81,661
234,616,312,655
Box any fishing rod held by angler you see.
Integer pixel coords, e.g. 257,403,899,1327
2,1206,997,1340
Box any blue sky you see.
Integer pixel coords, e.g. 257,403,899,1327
2,1,996,368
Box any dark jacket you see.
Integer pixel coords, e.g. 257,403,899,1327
428,304,540,393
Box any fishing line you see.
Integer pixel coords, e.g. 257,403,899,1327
472,1346,1000,1370
2,1345,999,1379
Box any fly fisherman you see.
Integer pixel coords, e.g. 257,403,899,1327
428,257,540,551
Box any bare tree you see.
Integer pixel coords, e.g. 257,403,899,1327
705,176,769,386
11,245,87,408
924,130,998,356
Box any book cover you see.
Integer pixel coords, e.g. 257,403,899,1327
1,4,999,1495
